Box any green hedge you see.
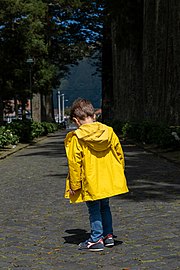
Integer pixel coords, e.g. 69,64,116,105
1,118,179,149
0,120,59,148
41,122,59,135
0,126,19,148
110,120,180,149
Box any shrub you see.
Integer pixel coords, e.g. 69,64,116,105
117,120,180,149
0,126,19,148
8,120,60,141
122,122,133,139
111,120,124,134
30,121,45,140
8,120,33,142
0,120,60,148
41,122,59,135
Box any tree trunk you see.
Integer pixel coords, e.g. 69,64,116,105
0,96,3,124
101,14,114,122
41,93,53,122
108,0,180,125
111,1,144,122
143,0,180,125
32,93,41,122
21,98,26,121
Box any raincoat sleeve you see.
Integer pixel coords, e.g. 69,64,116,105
65,133,82,191
112,131,125,169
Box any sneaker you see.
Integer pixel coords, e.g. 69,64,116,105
103,234,114,247
78,238,104,251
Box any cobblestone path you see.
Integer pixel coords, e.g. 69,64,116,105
0,131,179,270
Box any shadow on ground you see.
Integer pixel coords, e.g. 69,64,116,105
16,139,66,158
16,134,180,202
63,229,123,246
119,142,180,202
63,229,90,244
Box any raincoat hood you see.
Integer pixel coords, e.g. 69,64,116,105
75,122,113,151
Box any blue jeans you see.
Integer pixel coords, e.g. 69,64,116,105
86,198,113,242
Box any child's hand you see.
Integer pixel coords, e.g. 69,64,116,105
69,189,80,196
69,189,76,196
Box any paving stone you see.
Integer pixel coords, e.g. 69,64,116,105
0,131,180,270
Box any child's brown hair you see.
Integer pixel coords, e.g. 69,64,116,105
70,98,95,121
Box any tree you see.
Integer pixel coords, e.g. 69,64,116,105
0,0,105,122
107,0,144,123
0,0,55,120
107,0,180,125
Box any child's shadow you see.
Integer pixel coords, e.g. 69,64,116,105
63,229,123,246
63,229,90,245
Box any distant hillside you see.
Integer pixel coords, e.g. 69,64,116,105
53,57,102,109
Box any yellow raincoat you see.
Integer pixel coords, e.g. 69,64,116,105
64,122,129,203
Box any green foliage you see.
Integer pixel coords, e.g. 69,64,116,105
30,121,45,140
41,122,59,135
111,120,180,149
7,120,32,142
0,0,104,102
105,119,124,134
5,120,59,143
0,126,19,148
0,120,64,148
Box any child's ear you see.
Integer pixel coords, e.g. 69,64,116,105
93,114,96,121
73,117,81,127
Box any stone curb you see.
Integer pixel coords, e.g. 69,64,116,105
0,136,48,160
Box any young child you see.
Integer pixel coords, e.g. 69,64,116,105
64,98,129,252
